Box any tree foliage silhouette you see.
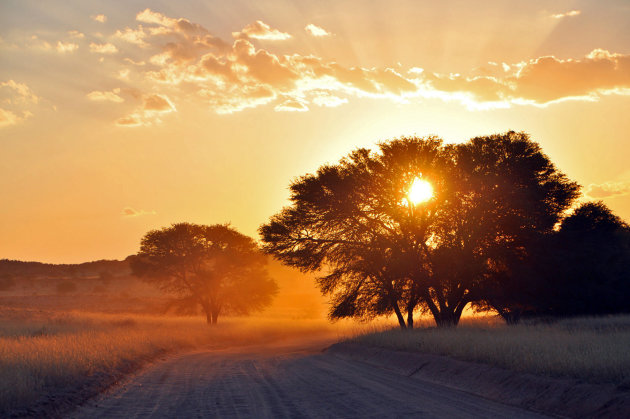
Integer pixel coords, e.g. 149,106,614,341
487,202,630,320
260,131,580,328
131,223,278,324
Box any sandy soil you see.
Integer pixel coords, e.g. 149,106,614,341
69,337,547,419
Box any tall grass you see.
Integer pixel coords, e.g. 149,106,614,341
0,308,337,414
349,315,630,384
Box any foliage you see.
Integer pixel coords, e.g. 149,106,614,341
131,223,278,324
486,202,630,320
260,132,580,327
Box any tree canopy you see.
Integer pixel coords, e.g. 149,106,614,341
487,201,630,320
131,223,278,324
260,131,581,327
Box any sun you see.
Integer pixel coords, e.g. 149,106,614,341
407,177,434,205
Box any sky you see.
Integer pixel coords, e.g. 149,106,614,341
1,0,630,263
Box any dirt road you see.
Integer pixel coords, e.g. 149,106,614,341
71,337,549,418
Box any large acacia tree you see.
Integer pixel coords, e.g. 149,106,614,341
131,223,278,324
260,132,579,328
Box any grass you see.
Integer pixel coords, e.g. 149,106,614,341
5,305,627,414
0,307,338,415
348,315,630,385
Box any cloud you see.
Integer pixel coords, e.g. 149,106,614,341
136,9,175,27
585,182,630,199
0,108,21,127
305,24,331,37
411,49,630,107
551,10,581,19
116,93,176,127
509,49,630,103
198,85,276,114
91,14,107,23
56,41,78,53
80,10,630,119
116,114,143,127
312,92,347,107
275,98,308,112
143,94,175,112
86,88,124,103
121,207,156,217
0,80,41,128
67,30,85,39
233,20,292,40
135,8,229,68
114,26,148,46
26,35,52,51
1,80,40,104
124,58,146,66
89,42,118,54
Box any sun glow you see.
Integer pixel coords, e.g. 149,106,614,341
407,177,434,205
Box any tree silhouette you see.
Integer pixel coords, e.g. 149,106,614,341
260,132,579,327
131,223,278,324
498,202,630,319
553,202,630,315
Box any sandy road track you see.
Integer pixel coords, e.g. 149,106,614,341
70,338,549,419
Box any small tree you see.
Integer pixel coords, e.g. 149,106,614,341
131,223,278,324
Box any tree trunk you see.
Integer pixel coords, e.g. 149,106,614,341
211,308,219,325
392,303,407,329
201,302,219,326
500,309,522,325
406,307,414,329
434,310,459,328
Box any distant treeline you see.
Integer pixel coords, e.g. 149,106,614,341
0,257,132,279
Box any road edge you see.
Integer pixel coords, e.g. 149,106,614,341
326,342,630,419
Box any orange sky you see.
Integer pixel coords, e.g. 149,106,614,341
1,0,630,263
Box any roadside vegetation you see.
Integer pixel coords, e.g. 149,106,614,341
0,308,336,415
349,315,630,385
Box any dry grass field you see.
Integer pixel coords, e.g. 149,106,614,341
0,307,338,415
349,315,630,385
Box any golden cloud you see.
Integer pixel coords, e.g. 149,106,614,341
116,114,143,127
305,24,331,37
91,14,107,23
551,10,581,19
412,49,630,107
1,80,39,104
585,182,630,199
116,93,176,127
233,20,292,41
312,91,347,107
67,30,85,39
89,42,118,54
143,94,175,112
84,10,630,118
0,108,21,127
86,88,124,103
0,80,40,127
510,50,630,103
121,207,156,217
114,26,148,47
275,98,308,112
56,41,79,53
